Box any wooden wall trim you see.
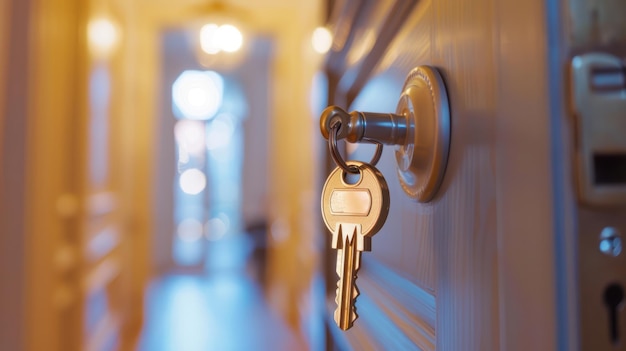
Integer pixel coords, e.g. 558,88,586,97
83,257,121,296
328,257,436,350
342,0,417,105
495,0,559,349
325,0,368,78
87,191,118,217
324,0,417,106
0,0,30,349
85,311,120,351
24,0,85,348
86,225,121,263
0,0,8,158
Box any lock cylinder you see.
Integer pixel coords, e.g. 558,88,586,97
320,106,407,145
320,66,451,202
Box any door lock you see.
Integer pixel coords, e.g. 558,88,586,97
320,66,451,202
571,53,626,206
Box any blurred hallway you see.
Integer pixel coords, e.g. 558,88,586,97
137,235,304,351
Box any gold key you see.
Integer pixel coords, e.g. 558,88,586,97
321,160,390,330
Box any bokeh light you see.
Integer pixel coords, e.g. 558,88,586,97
88,18,119,57
311,27,332,54
205,213,230,241
172,70,223,120
199,23,243,54
199,24,221,54
217,25,243,53
179,169,207,195
177,219,204,242
175,120,205,155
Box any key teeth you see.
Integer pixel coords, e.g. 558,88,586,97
334,287,360,305
334,279,360,329
335,279,360,302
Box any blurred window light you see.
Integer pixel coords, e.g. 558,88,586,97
88,18,119,57
177,219,204,242
206,113,235,150
173,236,203,266
312,27,332,54
179,169,207,195
172,70,223,120
175,120,206,155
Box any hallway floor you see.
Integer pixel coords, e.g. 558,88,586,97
136,235,305,351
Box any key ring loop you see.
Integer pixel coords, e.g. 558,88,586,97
328,121,383,174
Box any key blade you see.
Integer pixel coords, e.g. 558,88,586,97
334,224,361,330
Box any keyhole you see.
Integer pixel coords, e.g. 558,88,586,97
604,283,624,344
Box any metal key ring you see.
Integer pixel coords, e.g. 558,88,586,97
328,121,383,174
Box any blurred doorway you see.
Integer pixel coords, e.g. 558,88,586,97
152,27,272,274
138,24,300,351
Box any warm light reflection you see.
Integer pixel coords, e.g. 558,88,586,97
199,23,243,54
177,219,203,242
88,18,119,57
206,113,235,150
347,29,375,65
217,25,243,53
175,120,205,155
172,70,223,120
312,27,332,54
179,169,207,195
200,24,221,54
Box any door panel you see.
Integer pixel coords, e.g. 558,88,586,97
324,0,560,349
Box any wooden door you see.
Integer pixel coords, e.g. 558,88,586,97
323,0,575,349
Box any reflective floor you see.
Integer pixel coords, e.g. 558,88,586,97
137,235,304,351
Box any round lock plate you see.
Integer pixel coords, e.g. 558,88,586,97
394,66,450,202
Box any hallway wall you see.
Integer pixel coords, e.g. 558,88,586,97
0,0,31,349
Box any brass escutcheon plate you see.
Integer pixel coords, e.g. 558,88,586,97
394,66,451,202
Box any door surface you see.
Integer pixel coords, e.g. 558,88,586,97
323,0,574,349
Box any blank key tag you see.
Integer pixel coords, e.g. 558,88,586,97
321,160,390,330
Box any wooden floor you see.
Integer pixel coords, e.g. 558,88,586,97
137,237,304,351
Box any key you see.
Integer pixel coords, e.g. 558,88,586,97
321,160,390,330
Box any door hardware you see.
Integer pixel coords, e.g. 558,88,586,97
600,227,623,257
320,66,451,202
321,113,391,331
570,53,626,206
572,52,626,351
604,283,624,345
